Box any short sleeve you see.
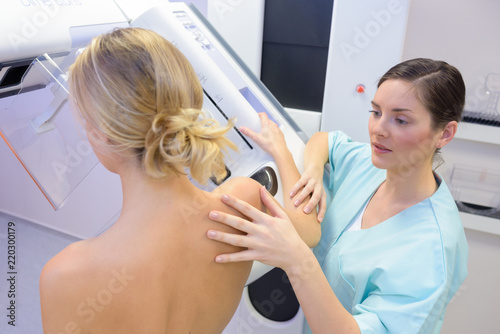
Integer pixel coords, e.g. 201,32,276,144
327,131,372,196
353,282,452,334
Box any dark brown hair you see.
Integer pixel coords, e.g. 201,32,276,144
378,58,466,130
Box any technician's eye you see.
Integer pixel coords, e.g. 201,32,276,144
395,118,408,125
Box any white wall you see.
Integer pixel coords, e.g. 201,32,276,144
441,229,500,334
402,0,500,332
321,0,411,142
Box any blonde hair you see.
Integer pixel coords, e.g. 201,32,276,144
69,28,236,184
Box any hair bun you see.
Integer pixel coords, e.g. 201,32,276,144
144,108,236,183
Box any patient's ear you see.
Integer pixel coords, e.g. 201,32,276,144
86,127,103,146
436,121,458,149
86,127,118,161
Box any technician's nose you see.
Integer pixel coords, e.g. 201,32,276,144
370,115,389,138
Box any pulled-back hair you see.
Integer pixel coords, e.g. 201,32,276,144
69,28,236,184
378,58,466,130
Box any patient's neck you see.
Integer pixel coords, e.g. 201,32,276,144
117,164,200,227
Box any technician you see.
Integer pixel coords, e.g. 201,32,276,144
207,58,469,333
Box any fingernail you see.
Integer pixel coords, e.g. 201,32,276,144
209,211,219,219
215,256,223,263
304,206,311,213
289,191,295,197
318,216,323,222
221,194,229,202
207,230,216,238
294,200,300,206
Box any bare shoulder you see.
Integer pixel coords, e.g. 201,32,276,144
40,240,99,331
215,177,264,211
40,240,89,292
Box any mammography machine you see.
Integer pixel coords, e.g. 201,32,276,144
0,0,308,333
3,0,499,333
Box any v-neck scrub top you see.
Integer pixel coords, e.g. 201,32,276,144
303,131,468,334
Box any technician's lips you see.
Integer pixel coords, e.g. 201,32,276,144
372,142,392,153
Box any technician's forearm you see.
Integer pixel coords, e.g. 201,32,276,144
285,248,361,334
304,132,330,171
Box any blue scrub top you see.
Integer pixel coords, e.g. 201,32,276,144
303,131,468,334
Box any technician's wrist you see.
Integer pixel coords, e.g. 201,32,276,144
304,163,324,177
282,246,318,281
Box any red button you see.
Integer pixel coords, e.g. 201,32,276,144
356,84,365,93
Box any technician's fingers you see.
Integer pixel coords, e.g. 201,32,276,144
219,192,273,224
317,196,327,223
214,250,256,263
289,177,307,198
259,187,289,220
293,183,317,208
208,210,257,234
302,184,324,213
207,229,250,248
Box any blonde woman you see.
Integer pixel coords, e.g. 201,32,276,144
39,28,320,333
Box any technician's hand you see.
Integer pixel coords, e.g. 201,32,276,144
290,165,327,222
239,112,288,159
207,187,310,272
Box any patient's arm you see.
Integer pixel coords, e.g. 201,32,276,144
239,113,320,247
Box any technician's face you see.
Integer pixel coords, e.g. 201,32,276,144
368,79,441,174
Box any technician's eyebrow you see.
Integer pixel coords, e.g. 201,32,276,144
370,101,413,113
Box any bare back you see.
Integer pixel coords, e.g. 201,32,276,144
40,177,262,334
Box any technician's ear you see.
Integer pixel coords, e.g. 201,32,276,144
436,121,458,149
